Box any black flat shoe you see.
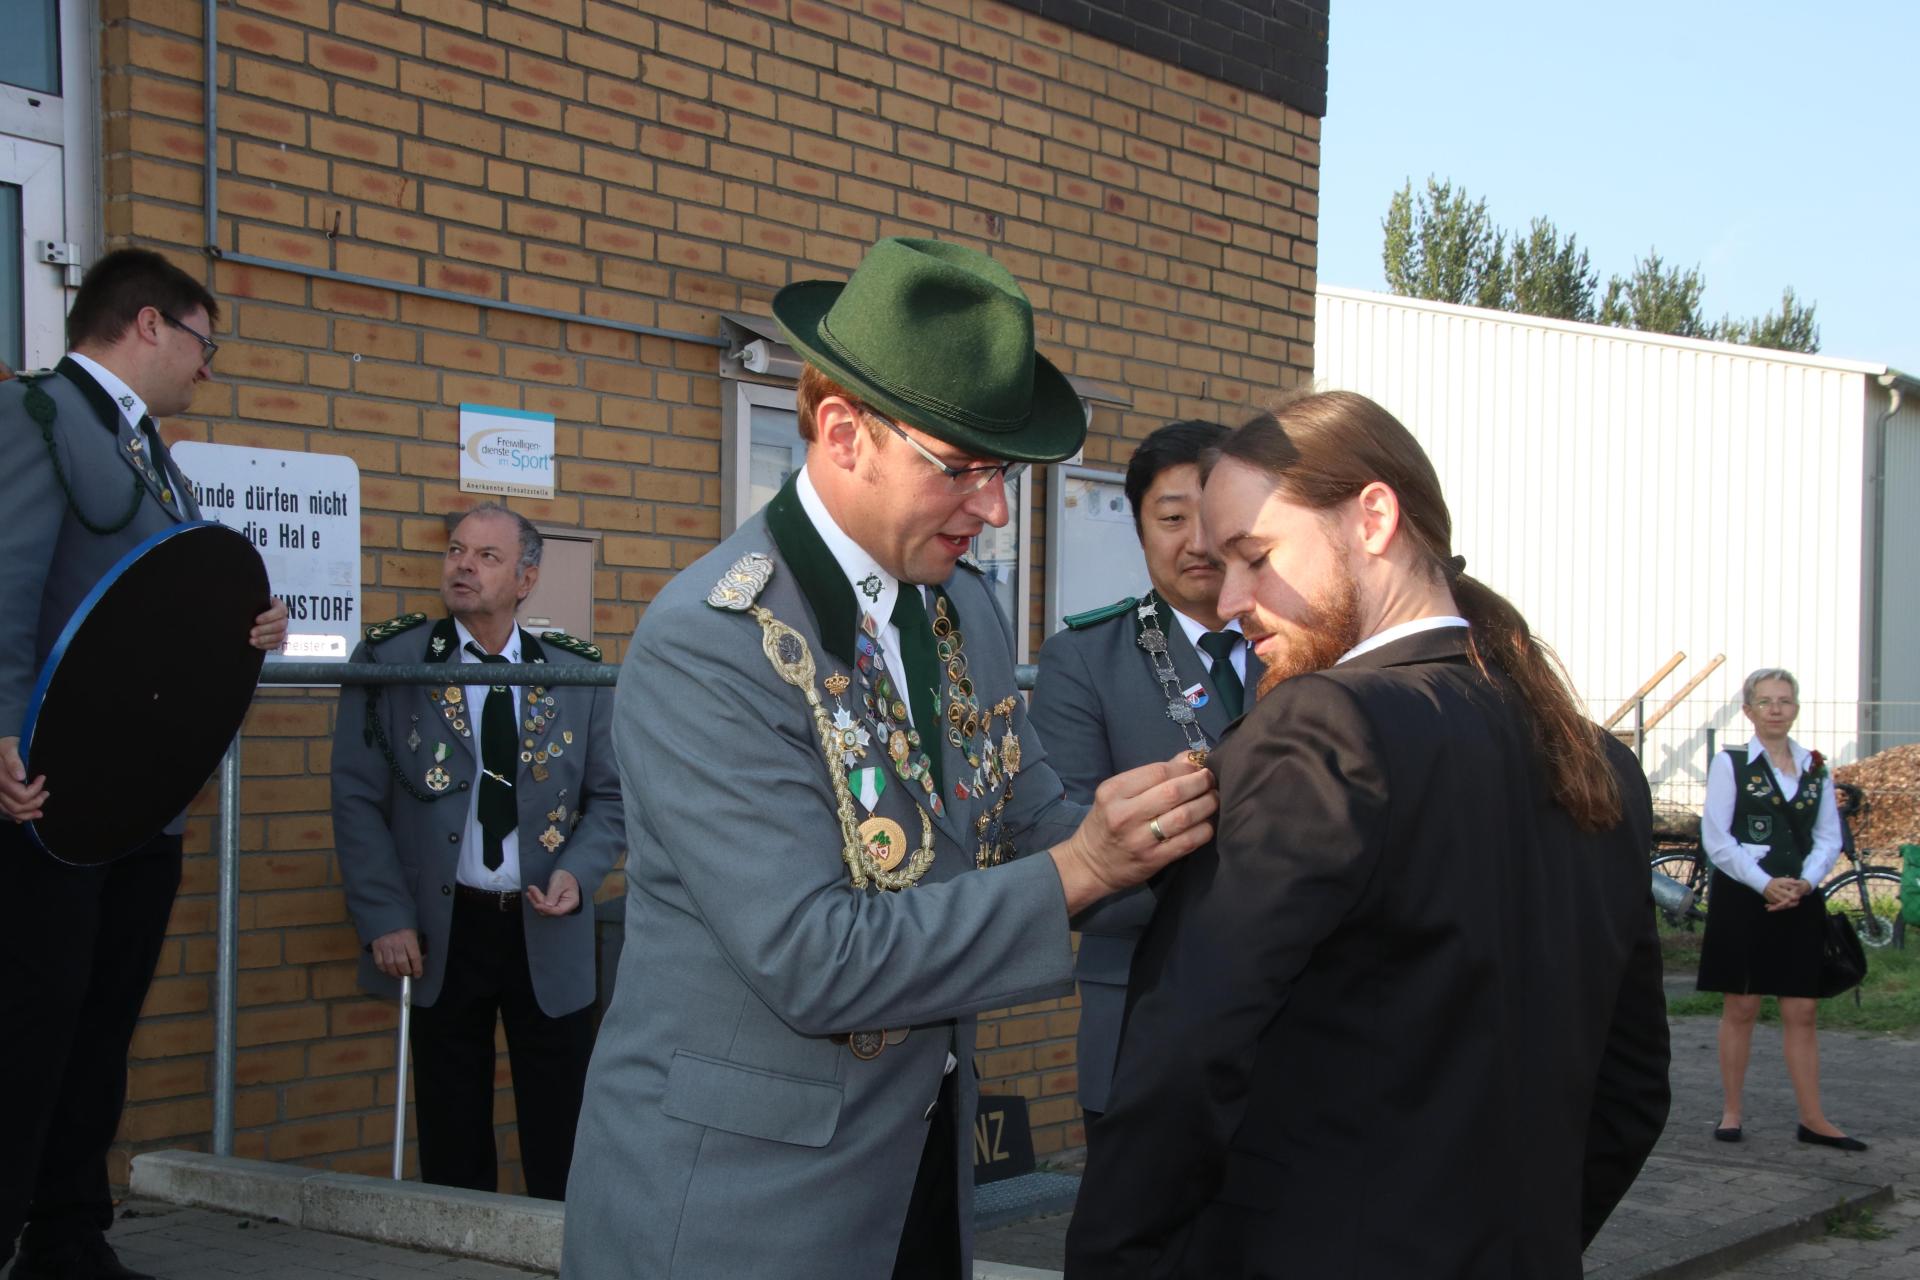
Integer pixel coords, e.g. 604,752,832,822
1797,1124,1868,1152
1713,1126,1743,1142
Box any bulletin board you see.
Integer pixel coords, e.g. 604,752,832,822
1044,464,1149,637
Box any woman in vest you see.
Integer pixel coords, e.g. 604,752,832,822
1697,667,1863,1149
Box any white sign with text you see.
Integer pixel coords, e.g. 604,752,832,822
173,442,362,661
459,403,555,499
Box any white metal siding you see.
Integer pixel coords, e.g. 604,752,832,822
1315,288,1876,795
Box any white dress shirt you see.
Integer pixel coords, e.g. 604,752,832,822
66,351,150,430
1169,607,1247,687
1701,735,1842,893
454,618,523,891
1337,615,1469,666
796,467,925,729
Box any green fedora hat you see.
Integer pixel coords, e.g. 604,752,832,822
771,237,1087,464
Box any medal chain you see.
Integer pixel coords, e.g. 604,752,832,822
752,604,935,891
1137,595,1212,759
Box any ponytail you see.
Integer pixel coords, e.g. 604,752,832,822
1451,574,1622,832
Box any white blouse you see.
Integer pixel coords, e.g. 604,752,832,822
1700,735,1842,893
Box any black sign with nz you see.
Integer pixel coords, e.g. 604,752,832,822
972,1093,1036,1185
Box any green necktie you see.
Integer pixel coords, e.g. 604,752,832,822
1197,631,1245,720
889,585,944,799
466,643,516,870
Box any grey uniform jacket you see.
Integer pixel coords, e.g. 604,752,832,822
330,616,624,1017
562,480,1084,1280
1029,593,1261,1113
0,358,201,743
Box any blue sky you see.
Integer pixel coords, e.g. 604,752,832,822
1317,1,1919,374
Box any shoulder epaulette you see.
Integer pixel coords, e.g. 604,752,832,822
542,629,603,662
13,367,55,383
364,612,428,644
707,551,774,612
1064,596,1138,630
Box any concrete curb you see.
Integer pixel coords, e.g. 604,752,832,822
1587,1170,1894,1280
131,1151,567,1273
131,1150,1068,1279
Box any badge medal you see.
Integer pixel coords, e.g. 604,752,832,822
1137,595,1214,767
706,552,936,891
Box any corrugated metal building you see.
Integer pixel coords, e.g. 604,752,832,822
1315,285,1920,801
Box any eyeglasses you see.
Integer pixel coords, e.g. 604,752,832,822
1750,698,1798,710
871,413,1026,494
162,313,219,366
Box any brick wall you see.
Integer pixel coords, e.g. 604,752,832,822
105,0,1320,1185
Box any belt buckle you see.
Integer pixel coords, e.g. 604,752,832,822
495,890,516,912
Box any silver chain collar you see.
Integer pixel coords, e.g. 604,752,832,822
1135,595,1212,763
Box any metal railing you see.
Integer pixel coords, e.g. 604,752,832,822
208,659,1040,1156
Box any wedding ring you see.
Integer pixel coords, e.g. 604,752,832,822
1149,816,1168,843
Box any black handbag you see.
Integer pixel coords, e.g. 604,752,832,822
1817,911,1868,999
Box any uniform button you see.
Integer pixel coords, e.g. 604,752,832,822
447,832,459,844
441,885,451,896
459,780,470,792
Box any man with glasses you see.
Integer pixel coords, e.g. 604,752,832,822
563,238,1217,1280
0,249,287,1279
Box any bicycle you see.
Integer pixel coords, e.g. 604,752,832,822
1649,781,1905,949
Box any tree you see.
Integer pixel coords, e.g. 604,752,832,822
1382,178,1506,309
1598,252,1710,339
1505,218,1597,323
1711,288,1821,354
1379,180,1820,354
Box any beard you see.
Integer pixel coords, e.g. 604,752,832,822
1254,560,1363,698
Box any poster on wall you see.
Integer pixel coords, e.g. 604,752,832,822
459,404,556,499
172,442,361,661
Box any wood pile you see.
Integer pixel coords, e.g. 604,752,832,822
1834,744,1920,851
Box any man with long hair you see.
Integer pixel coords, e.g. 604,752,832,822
1067,392,1670,1278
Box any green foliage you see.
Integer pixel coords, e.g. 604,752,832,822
1713,287,1822,354
1382,179,1820,353
1600,252,1711,339
1382,178,1509,309
1825,1205,1894,1242
1507,218,1598,322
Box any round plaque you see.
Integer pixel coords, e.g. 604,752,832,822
21,522,270,865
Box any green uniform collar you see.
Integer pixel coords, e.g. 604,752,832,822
764,474,859,669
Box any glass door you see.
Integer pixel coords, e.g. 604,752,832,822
0,136,67,371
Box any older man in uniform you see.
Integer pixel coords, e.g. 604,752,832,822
0,249,288,1279
1030,419,1262,1141
562,238,1217,1280
332,503,622,1199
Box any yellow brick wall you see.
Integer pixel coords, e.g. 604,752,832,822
104,0,1318,1186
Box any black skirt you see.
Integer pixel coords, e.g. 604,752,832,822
1695,868,1827,997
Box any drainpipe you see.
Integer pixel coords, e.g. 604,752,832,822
1863,372,1906,744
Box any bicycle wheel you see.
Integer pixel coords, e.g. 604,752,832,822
1651,849,1708,926
1822,870,1906,950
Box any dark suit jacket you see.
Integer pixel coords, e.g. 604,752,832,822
1030,592,1261,1112
1066,627,1670,1279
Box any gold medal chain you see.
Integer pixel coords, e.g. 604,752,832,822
753,606,935,890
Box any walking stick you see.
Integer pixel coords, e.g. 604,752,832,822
393,971,412,1180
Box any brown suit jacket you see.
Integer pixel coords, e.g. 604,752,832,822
1067,626,1670,1279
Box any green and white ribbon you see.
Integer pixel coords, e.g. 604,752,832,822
851,766,886,814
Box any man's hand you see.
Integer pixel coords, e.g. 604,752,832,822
1050,755,1218,915
527,868,581,917
370,927,424,978
250,598,289,652
0,736,48,822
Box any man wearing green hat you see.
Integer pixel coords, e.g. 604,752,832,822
562,238,1217,1279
